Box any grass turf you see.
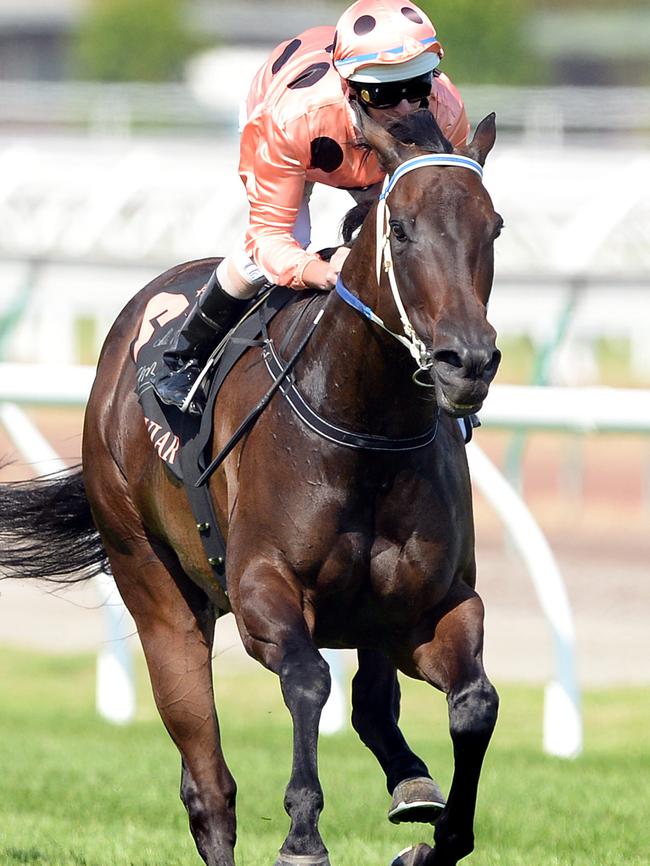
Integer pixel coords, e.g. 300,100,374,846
0,646,648,866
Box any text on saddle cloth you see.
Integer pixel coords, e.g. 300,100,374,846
132,279,295,481
131,273,209,481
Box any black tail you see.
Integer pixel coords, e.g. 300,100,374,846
0,467,108,583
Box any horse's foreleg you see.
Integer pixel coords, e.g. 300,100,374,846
103,535,237,866
410,586,498,866
234,562,331,866
352,649,445,823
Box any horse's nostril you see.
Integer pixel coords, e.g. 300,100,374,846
434,345,500,379
472,348,500,378
485,349,501,376
433,349,464,369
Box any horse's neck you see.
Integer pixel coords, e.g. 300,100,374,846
296,276,434,438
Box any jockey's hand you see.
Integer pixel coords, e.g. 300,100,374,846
302,247,351,291
329,245,351,272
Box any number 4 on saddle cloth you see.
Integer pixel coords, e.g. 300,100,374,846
131,270,297,594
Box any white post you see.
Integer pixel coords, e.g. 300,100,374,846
466,441,582,758
94,572,136,725
0,401,136,724
319,649,347,735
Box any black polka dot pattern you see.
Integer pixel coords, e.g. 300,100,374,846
287,62,331,90
354,15,376,35
272,39,302,75
401,7,423,24
310,137,344,173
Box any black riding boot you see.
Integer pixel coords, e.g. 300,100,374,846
153,270,249,414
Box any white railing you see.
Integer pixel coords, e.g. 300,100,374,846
2,363,649,431
466,443,581,758
1,138,649,278
1,80,650,136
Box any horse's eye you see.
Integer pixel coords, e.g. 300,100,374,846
389,220,408,242
492,216,505,240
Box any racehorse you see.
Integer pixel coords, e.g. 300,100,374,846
0,108,503,866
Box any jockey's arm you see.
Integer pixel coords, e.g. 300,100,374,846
444,102,470,148
240,113,341,291
431,72,470,148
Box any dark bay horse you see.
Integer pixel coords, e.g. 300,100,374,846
0,109,502,866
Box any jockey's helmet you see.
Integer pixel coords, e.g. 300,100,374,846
332,0,443,84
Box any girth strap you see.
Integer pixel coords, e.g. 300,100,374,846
263,339,440,452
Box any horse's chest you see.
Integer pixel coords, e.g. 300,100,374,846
326,509,461,588
315,472,471,619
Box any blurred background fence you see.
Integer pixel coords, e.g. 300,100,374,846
2,80,650,137
2,113,649,387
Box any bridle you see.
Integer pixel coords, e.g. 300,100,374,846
335,152,484,385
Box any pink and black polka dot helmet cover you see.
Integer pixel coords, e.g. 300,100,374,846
333,0,443,83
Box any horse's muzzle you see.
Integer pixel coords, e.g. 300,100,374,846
429,341,501,417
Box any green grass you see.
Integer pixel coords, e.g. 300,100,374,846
0,647,648,866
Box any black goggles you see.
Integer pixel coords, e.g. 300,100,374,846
350,73,433,110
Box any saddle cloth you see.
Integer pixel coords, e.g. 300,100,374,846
132,278,294,482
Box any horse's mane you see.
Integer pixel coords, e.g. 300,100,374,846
387,109,453,155
342,109,452,243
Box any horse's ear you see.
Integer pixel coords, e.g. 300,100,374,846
463,112,497,167
352,102,403,173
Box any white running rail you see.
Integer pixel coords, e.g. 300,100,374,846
466,442,582,758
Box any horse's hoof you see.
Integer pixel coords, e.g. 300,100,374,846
388,777,446,825
274,853,331,866
390,843,433,866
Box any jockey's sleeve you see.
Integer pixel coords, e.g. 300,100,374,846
430,73,470,148
444,102,470,148
240,111,321,290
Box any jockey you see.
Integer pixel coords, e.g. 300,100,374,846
154,0,469,413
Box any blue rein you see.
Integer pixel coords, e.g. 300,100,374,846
335,274,380,325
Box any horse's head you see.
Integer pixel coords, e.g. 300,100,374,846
351,108,502,417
